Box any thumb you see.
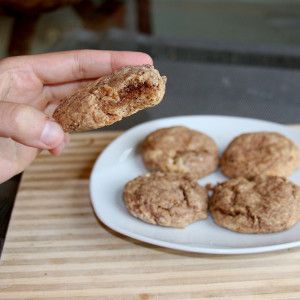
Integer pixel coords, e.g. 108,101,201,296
0,102,65,153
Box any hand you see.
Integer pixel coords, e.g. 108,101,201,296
0,50,152,183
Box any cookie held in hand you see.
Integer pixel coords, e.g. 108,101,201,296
53,65,167,132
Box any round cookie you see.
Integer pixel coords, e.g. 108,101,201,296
123,172,208,228
220,132,300,178
210,176,300,233
140,126,218,179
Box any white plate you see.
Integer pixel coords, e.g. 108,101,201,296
90,115,300,254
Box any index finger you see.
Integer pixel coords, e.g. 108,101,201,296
4,50,153,84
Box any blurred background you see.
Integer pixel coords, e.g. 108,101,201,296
1,0,300,58
1,0,300,253
0,0,300,129
0,0,300,126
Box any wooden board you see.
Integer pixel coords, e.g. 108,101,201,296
2,129,300,299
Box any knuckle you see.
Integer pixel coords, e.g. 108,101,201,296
73,52,87,79
9,104,29,131
0,103,29,138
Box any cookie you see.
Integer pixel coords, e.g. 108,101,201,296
210,176,300,233
123,172,208,228
220,132,300,178
140,126,218,179
53,65,167,132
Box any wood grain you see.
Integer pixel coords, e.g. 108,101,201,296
1,128,300,299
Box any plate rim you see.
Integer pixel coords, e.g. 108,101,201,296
90,114,300,255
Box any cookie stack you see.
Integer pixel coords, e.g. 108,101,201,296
123,127,300,233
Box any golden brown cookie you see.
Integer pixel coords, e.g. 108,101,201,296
210,176,300,233
123,172,208,228
140,126,218,179
53,65,167,132
220,132,300,178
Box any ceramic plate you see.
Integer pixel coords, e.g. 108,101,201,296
90,115,300,254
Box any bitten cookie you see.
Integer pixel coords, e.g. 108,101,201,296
210,176,300,233
123,172,208,228
220,132,300,178
140,126,218,179
53,65,166,132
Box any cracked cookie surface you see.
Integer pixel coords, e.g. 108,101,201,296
220,132,300,178
140,126,218,179
53,65,166,132
123,172,208,228
210,176,300,233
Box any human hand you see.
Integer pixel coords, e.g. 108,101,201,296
0,50,152,183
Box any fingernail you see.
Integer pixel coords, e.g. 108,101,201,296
41,121,63,147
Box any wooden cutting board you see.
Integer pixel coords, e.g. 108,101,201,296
2,128,300,299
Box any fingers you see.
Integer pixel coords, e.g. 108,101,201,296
0,102,66,154
1,50,153,84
